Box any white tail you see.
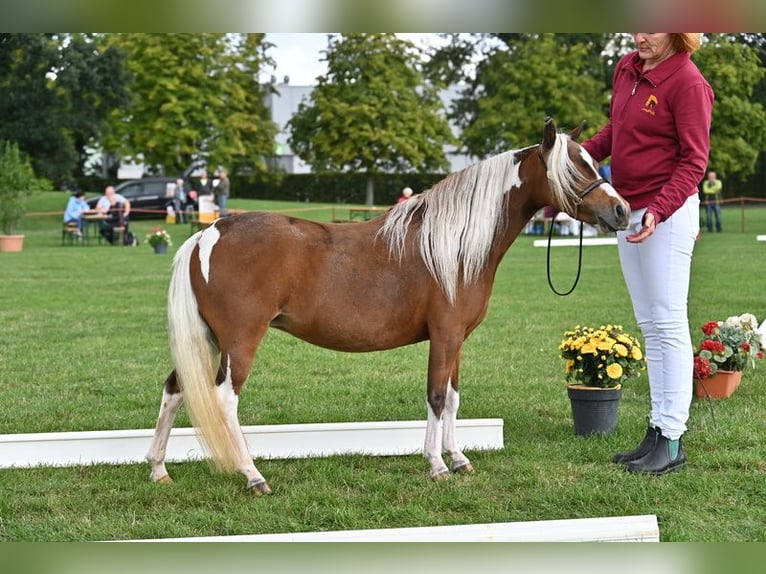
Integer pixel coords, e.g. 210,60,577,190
167,234,240,472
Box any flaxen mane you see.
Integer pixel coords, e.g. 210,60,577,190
379,132,586,304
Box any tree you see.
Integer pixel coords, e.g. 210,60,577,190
287,34,456,205
56,34,132,179
449,34,609,158
0,141,51,235
104,33,278,178
0,34,76,186
0,33,130,187
695,35,766,186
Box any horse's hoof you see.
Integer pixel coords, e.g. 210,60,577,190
154,474,174,484
248,481,272,496
453,462,474,474
430,470,450,481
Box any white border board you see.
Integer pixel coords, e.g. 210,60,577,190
138,514,659,542
0,419,503,469
533,237,618,247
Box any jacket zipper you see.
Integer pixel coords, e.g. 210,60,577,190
631,80,639,96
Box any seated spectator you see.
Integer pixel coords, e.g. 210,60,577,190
63,190,89,236
95,185,131,245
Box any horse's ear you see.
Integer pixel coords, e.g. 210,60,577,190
542,117,556,150
569,121,587,142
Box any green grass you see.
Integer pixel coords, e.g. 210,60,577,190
1,192,766,541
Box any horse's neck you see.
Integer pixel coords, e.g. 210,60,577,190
487,196,541,269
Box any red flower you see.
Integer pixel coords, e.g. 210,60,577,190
742,342,751,352
758,351,764,360
701,321,720,336
693,355,713,380
700,339,725,354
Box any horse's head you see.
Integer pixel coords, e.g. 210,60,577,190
537,118,630,233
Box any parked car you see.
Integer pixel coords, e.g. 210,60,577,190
87,161,208,220
86,177,180,220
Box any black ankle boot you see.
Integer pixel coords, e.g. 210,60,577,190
626,432,686,475
612,425,658,464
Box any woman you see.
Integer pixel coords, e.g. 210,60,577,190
63,190,89,235
582,33,714,475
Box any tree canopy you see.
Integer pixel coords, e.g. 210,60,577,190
103,33,278,178
0,33,129,187
449,34,610,157
695,34,766,181
287,33,456,204
3,33,766,196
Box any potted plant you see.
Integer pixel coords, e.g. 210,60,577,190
146,227,173,254
559,324,646,435
0,141,48,252
693,313,763,399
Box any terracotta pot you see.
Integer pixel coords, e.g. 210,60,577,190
0,234,25,252
694,369,742,399
567,385,622,436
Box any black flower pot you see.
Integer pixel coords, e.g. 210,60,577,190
567,385,623,436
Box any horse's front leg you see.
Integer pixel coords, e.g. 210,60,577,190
441,363,473,474
146,372,183,483
424,339,463,480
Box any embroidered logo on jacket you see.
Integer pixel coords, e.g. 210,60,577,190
642,94,658,116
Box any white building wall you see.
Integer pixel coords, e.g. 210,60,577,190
266,82,473,174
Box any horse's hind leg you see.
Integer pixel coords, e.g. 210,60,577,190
217,346,272,495
146,371,183,483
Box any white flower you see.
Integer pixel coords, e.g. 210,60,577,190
739,313,759,331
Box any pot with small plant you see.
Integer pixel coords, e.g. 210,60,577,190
693,313,763,399
0,141,48,252
559,324,646,435
146,227,173,254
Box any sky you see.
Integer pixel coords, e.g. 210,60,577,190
262,33,444,86
263,33,329,85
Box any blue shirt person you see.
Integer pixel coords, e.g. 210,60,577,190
63,191,89,233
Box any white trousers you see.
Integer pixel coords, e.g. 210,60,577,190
617,195,699,440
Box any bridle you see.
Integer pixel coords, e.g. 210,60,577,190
536,145,607,214
536,144,608,296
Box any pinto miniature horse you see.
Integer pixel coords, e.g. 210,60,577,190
146,118,630,494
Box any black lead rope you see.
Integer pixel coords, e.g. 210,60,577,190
546,211,585,296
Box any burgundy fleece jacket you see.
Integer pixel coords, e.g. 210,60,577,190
582,50,714,224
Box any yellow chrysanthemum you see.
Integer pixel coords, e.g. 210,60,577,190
565,359,575,374
631,346,643,360
580,342,597,355
597,337,615,351
613,343,629,357
606,363,623,379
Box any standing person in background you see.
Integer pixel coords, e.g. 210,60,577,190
197,170,212,198
701,170,723,232
397,186,413,204
214,168,230,217
582,33,714,475
172,179,187,224
63,190,89,236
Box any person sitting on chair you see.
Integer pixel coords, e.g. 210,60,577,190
95,185,131,245
63,190,89,237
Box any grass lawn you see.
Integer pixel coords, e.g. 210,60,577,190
1,192,765,541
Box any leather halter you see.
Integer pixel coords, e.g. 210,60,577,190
537,145,607,206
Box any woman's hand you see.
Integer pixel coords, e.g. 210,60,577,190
626,212,656,243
